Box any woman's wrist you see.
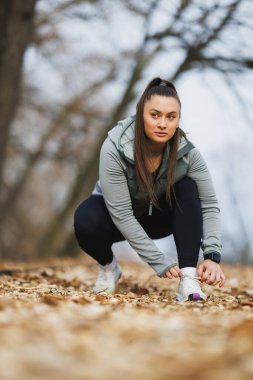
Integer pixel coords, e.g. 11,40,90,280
203,252,221,263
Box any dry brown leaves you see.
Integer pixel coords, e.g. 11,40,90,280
0,257,252,380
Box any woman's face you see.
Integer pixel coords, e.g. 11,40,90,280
143,95,180,147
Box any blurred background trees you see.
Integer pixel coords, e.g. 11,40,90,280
0,0,252,262
0,0,36,193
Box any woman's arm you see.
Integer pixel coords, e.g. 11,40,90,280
187,147,222,259
187,148,226,286
99,138,177,277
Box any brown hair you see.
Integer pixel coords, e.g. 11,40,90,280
134,77,186,208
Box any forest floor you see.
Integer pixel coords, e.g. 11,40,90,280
0,256,252,380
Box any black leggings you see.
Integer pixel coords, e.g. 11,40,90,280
73,177,203,269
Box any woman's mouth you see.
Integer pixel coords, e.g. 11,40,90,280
154,132,167,137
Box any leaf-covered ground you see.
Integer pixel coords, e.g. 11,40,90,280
0,257,252,380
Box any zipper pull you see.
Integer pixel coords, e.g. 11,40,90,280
148,200,153,216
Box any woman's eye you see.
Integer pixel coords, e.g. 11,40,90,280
168,115,175,120
151,114,158,118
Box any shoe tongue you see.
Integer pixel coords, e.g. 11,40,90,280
181,267,197,277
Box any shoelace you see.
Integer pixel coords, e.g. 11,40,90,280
181,274,202,284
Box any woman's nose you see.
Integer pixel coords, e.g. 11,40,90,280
158,117,167,128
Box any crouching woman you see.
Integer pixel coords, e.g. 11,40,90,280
73,77,226,301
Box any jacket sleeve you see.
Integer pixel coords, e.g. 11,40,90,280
187,147,222,257
99,138,177,277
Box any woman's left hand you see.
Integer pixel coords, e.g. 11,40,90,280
197,260,226,288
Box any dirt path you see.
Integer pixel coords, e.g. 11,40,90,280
0,257,252,380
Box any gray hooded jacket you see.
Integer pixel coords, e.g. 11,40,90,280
92,115,222,277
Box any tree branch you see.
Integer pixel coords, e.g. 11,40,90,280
0,72,115,225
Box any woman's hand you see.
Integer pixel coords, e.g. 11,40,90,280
163,265,182,279
197,260,226,287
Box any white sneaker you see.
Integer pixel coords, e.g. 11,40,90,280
92,256,122,293
176,267,207,302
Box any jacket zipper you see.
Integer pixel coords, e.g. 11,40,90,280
148,200,153,216
149,163,160,216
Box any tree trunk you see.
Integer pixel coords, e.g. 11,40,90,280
0,0,37,195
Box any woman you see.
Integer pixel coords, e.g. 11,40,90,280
74,77,226,302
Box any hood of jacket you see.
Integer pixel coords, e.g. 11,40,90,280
108,115,192,163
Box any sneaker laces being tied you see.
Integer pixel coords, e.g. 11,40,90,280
181,274,202,283
180,273,203,294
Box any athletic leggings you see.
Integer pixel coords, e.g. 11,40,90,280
73,177,203,269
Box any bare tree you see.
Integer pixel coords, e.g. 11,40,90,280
0,0,37,195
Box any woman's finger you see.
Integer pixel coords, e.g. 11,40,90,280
197,264,204,278
209,270,217,284
170,267,180,278
166,271,173,279
213,273,221,286
219,273,226,287
202,269,211,282
205,276,213,285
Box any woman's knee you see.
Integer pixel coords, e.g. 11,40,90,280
74,197,101,236
73,195,112,237
173,177,201,212
74,208,89,238
174,177,199,200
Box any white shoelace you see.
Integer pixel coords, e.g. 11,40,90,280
179,274,204,296
181,274,202,284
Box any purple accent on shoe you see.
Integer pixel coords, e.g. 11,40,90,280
188,293,201,301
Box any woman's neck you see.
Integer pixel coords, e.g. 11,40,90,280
146,143,166,173
147,141,166,158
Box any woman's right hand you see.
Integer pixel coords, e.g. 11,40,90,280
163,265,182,279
